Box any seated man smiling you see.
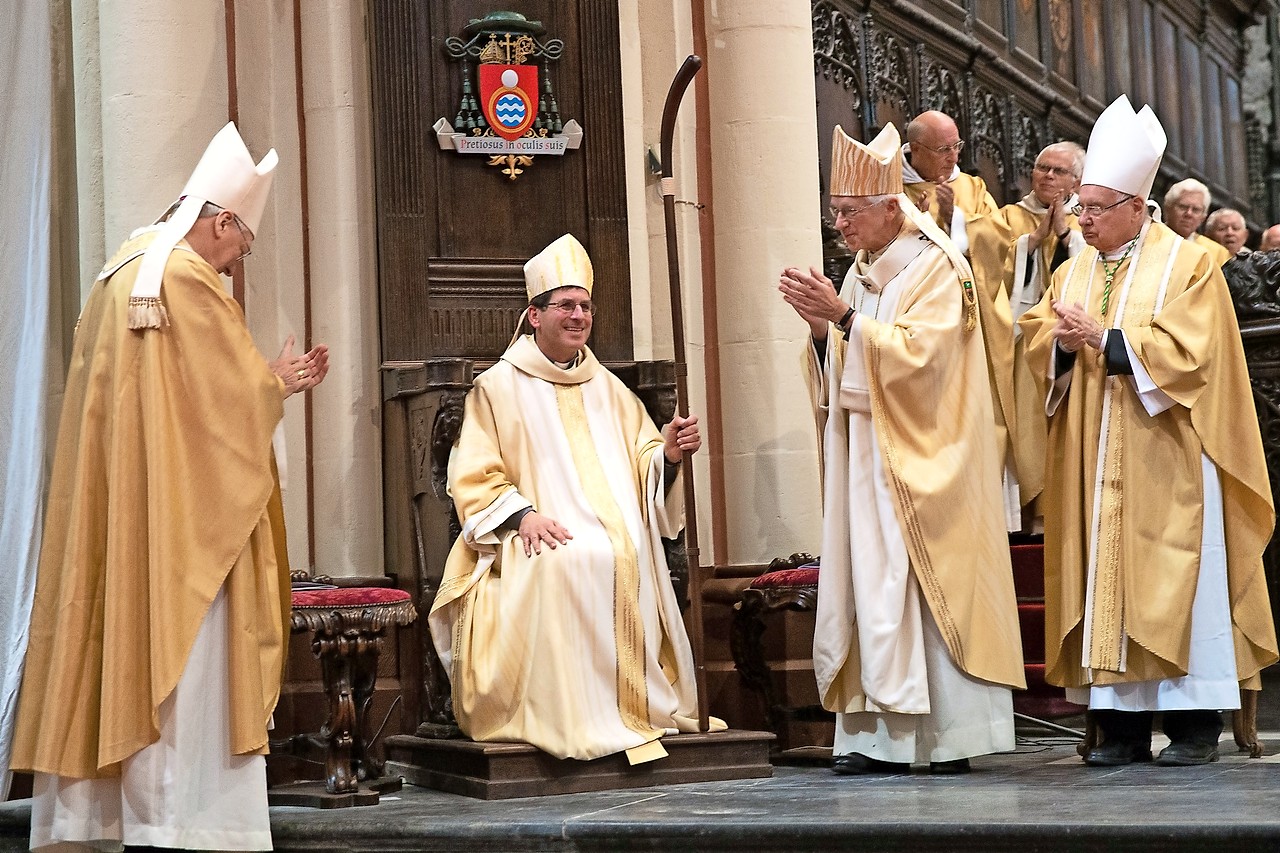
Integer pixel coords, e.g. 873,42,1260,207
430,233,723,764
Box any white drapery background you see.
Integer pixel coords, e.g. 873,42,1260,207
0,0,55,798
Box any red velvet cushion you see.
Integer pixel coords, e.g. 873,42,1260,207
291,587,412,608
750,567,819,589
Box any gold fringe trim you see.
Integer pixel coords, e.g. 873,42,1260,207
127,296,169,330
961,279,978,333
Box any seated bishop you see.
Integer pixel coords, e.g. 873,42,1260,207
429,233,724,764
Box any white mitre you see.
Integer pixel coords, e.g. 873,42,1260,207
124,122,278,329
523,233,594,300
1080,95,1166,200
830,124,903,196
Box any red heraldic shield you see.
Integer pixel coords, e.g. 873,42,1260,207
479,64,539,141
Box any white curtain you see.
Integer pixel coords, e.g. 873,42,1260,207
0,0,54,798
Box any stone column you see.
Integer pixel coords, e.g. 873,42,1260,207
295,1,384,576
702,1,824,563
93,0,229,267
621,0,719,556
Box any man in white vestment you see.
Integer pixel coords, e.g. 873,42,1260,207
779,124,1025,776
430,234,723,764
11,123,329,849
1019,96,1278,767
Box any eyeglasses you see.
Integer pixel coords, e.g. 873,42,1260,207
1032,163,1074,178
1169,202,1207,216
1070,195,1135,218
916,139,964,155
231,215,253,263
541,299,596,316
829,198,888,222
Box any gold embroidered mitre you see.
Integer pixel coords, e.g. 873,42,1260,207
523,233,594,300
830,124,904,197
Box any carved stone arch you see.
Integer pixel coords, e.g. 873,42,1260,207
869,24,913,120
811,0,863,112
917,50,962,120
1010,108,1044,181
968,84,1009,185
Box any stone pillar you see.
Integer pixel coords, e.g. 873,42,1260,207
621,0,719,558
93,0,228,266
702,1,824,563
296,1,384,576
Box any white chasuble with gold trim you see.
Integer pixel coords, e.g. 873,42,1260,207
430,336,721,761
806,221,1024,763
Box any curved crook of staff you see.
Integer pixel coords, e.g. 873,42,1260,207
659,54,709,732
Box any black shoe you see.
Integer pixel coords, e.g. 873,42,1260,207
1084,739,1152,767
1155,741,1219,766
928,758,971,775
832,753,910,775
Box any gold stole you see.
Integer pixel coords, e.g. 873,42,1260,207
554,385,656,737
1059,228,1183,672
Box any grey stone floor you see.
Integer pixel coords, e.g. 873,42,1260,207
269,733,1280,852
5,673,1279,852
5,731,1279,852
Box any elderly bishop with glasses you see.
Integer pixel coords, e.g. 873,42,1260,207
430,234,724,765
780,124,1024,776
900,110,998,256
1019,96,1278,767
12,123,328,851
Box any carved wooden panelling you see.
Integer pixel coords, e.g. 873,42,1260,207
369,0,632,364
810,0,1261,229
1228,250,1280,622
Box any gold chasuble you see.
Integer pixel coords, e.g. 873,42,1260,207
1018,222,1278,689
967,200,1083,513
431,335,717,761
807,217,1025,717
1193,232,1232,267
11,231,290,778
903,171,998,235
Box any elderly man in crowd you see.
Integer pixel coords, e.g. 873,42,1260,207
430,234,722,766
780,123,1024,777
900,109,998,255
1163,178,1232,266
1206,207,1249,256
1259,224,1280,252
1019,96,1277,767
968,141,1087,529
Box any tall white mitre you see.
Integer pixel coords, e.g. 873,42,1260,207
123,122,279,329
830,124,903,196
1080,95,1167,200
523,233,594,301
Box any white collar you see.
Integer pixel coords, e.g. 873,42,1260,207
900,143,960,185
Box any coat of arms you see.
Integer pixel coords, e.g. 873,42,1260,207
433,11,583,181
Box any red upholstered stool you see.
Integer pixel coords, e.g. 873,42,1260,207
730,554,831,752
271,581,417,808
